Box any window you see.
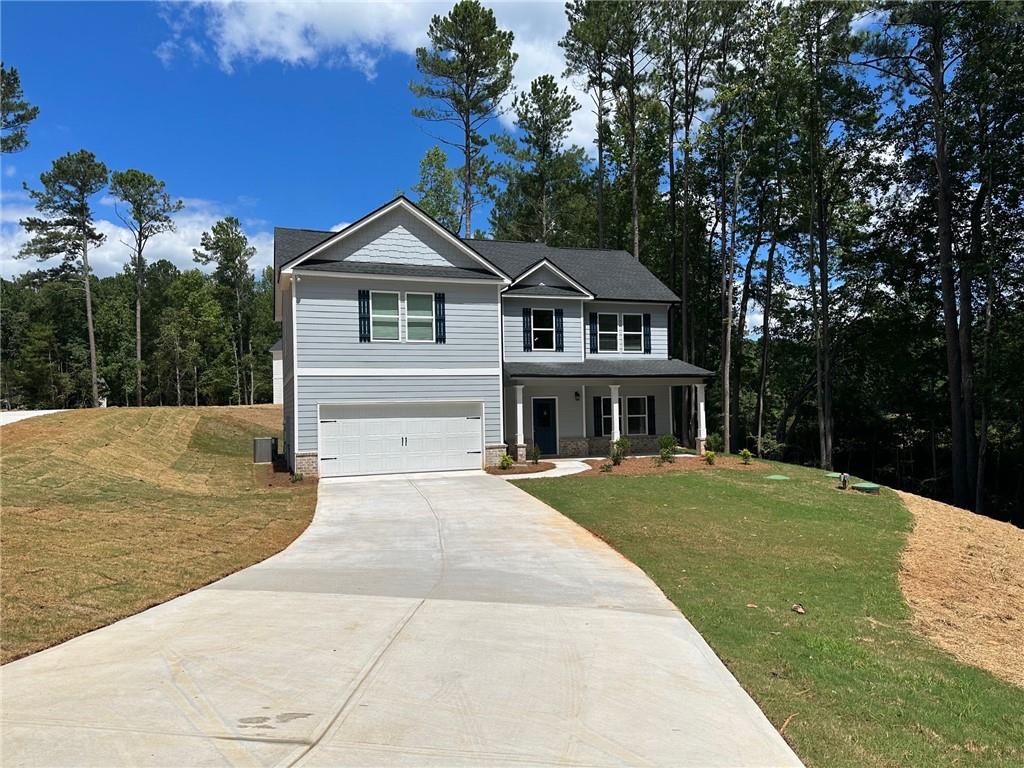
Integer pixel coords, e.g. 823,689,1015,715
406,293,435,342
370,292,400,341
622,314,643,352
626,396,648,435
601,397,623,436
597,313,618,352
532,308,555,351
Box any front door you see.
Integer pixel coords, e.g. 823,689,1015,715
532,398,557,456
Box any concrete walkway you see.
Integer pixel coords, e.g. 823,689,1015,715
0,474,801,767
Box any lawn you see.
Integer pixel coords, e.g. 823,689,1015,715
516,463,1023,768
0,405,315,664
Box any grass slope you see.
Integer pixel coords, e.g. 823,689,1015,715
1,406,315,664
517,464,1023,768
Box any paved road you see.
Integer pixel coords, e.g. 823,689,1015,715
0,409,64,426
0,473,802,767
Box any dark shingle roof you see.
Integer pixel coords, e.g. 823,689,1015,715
504,359,713,380
502,284,588,298
465,239,678,303
300,259,502,281
274,227,333,276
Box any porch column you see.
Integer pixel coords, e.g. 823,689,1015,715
609,383,621,443
514,384,525,445
695,383,707,455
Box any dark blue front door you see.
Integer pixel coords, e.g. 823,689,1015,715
532,398,557,456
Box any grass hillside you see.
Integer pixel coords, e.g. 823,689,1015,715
0,405,315,664
518,464,1023,768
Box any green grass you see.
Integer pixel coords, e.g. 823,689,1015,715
0,405,315,664
516,464,1023,767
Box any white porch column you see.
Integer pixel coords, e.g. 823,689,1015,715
514,385,525,446
609,384,621,442
695,383,707,454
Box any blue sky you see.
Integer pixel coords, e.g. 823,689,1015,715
1,1,581,277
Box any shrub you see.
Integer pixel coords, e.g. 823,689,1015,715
658,434,678,464
290,472,304,483
739,448,752,465
705,432,724,452
703,450,716,466
527,443,541,465
599,462,613,473
614,436,632,457
499,453,514,470
610,438,627,466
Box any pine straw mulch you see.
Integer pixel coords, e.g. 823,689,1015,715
897,490,1024,688
485,461,556,476
578,454,768,476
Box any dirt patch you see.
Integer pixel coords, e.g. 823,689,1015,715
485,461,556,476
577,454,768,476
897,490,1024,687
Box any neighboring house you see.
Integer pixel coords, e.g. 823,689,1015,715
270,339,284,405
274,196,712,478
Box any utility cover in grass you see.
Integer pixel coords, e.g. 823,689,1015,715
765,474,790,481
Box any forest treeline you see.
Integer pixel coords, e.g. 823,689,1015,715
2,1,1022,523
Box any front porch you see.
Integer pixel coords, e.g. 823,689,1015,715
503,367,710,461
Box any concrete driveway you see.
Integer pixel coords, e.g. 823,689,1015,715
1,473,801,767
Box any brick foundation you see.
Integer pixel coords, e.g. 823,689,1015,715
484,444,507,467
557,438,589,457
294,452,319,477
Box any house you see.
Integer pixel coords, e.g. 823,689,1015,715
270,339,284,405
274,196,712,478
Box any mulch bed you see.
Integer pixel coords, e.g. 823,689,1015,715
485,461,556,476
578,454,768,476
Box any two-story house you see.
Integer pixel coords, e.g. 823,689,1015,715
274,196,712,478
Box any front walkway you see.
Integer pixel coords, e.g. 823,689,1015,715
1,474,801,767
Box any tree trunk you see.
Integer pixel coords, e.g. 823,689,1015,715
754,227,778,457
464,119,473,238
719,141,731,453
135,234,144,407
629,50,640,261
596,83,607,248
975,266,993,514
81,220,99,407
193,365,199,407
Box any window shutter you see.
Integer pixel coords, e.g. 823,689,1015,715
434,293,446,343
522,307,532,351
643,313,652,354
592,396,603,437
554,308,564,352
589,312,598,353
647,395,657,435
358,290,370,343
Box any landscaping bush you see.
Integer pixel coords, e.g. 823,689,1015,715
703,450,716,466
615,436,632,457
739,448,752,465
499,453,514,470
705,432,723,452
657,434,678,464
527,443,541,465
610,437,629,466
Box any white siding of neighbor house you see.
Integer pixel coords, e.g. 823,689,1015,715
272,351,283,404
501,297,584,363
312,207,481,270
584,302,670,359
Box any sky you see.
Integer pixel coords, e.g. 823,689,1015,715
0,0,590,279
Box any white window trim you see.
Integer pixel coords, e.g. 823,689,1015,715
531,308,556,352
625,396,648,435
370,290,401,343
405,291,436,343
601,396,622,437
622,313,644,354
597,313,619,353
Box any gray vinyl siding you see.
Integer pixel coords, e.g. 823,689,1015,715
584,302,670,359
297,375,502,452
282,282,295,466
502,297,584,363
295,275,501,368
315,207,481,270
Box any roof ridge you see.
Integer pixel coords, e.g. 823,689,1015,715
464,237,632,255
276,226,335,234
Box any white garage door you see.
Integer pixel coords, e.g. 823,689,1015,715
318,402,484,478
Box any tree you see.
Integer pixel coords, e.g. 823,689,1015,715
410,0,517,237
1,63,39,153
412,146,461,232
19,150,108,405
109,169,183,407
561,0,614,247
193,217,256,405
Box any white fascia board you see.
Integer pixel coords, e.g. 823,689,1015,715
508,259,593,297
280,197,510,282
291,269,505,286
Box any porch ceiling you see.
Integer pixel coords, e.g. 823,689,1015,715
504,359,713,381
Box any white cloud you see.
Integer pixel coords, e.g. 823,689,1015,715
330,221,350,232
1,190,274,279
3,164,15,178
157,1,597,150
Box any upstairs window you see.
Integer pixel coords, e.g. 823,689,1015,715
406,292,435,342
597,313,618,352
370,292,400,341
532,309,555,351
622,314,643,352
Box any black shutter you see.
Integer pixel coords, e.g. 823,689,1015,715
555,308,564,352
435,292,446,343
647,395,657,435
589,312,598,353
593,396,603,437
522,307,532,351
358,290,370,343
643,313,652,354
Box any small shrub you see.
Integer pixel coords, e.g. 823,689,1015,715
614,436,632,457
610,436,630,466
739,448,752,465
599,462,613,473
290,472,304,483
705,432,724,452
658,434,678,464
703,450,716,466
527,443,541,465
499,453,514,470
